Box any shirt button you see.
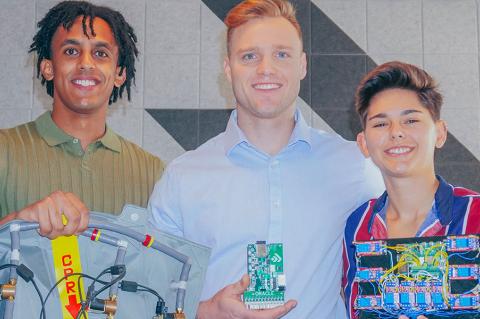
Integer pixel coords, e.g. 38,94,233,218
73,138,79,143
273,200,280,207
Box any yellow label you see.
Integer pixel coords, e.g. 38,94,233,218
51,236,88,319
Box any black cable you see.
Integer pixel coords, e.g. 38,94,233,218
0,264,45,318
11,264,46,319
0,263,17,271
30,277,46,319
77,274,87,319
120,280,166,316
120,280,164,302
76,265,126,319
138,285,166,316
89,265,126,301
76,267,112,319
137,284,165,302
40,272,107,319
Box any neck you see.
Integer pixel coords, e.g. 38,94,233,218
51,105,107,150
384,172,438,220
237,108,296,156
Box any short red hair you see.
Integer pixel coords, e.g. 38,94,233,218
224,0,303,54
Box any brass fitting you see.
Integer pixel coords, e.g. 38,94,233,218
173,309,186,319
104,296,117,317
1,283,16,300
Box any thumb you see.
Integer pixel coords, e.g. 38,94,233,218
231,274,250,296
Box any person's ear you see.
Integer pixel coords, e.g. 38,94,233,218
356,131,370,158
40,59,54,80
435,119,448,149
114,67,127,88
224,56,233,84
299,52,307,80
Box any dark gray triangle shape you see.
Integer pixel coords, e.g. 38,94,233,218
148,0,480,190
146,109,233,151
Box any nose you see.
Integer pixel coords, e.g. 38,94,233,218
390,122,404,139
79,53,95,71
256,56,275,76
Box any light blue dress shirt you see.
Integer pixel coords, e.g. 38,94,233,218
149,109,383,319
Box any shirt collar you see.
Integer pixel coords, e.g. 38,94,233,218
34,111,121,153
223,108,312,156
101,126,122,152
367,175,454,233
433,175,454,225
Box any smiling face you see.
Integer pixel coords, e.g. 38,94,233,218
357,88,447,179
40,16,125,116
224,16,306,122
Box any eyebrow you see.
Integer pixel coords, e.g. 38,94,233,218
60,39,114,51
274,45,294,51
237,47,259,54
60,39,81,47
236,45,294,54
367,109,423,121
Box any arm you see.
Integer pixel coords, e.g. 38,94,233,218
196,274,296,319
361,158,384,203
0,131,88,238
0,191,89,239
148,166,185,237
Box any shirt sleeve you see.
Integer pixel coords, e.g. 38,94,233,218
147,165,184,237
465,196,480,234
343,219,359,319
359,158,384,204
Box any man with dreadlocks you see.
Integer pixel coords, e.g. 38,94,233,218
0,1,163,238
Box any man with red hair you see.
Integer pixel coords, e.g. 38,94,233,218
149,1,382,318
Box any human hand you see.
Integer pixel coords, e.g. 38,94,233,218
399,315,428,319
12,191,89,239
196,274,297,319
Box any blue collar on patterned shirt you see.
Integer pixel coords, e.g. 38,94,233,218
367,175,455,234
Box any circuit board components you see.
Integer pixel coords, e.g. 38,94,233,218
243,241,285,310
353,235,480,318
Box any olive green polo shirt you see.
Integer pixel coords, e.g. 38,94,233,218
0,112,164,216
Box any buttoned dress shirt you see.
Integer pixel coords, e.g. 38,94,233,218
149,109,383,319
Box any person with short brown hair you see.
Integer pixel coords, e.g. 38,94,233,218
150,1,382,318
342,61,480,319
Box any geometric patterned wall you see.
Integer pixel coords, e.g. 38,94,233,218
1,0,479,190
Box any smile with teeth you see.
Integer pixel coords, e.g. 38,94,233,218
386,146,413,155
253,83,281,90
73,79,97,87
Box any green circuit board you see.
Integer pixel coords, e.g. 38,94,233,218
243,241,285,309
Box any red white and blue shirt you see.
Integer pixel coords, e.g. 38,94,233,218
342,175,480,318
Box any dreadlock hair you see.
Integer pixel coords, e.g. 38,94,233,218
29,1,138,104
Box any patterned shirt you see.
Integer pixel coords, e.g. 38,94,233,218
342,175,480,318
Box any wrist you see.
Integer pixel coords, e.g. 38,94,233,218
0,210,20,226
196,299,214,319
